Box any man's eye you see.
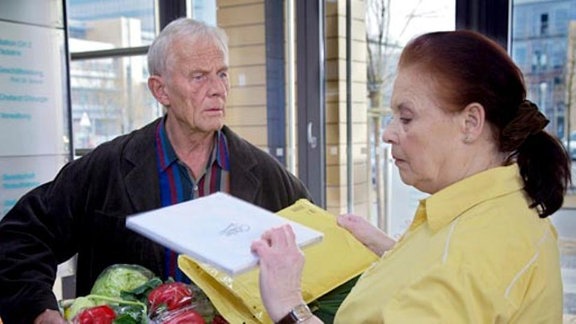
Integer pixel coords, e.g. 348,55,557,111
192,74,206,81
219,72,229,79
399,117,411,124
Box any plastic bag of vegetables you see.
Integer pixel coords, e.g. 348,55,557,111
60,293,148,323
60,264,222,324
90,264,155,298
61,264,154,323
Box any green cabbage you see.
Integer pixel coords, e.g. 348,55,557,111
64,296,100,320
90,264,154,298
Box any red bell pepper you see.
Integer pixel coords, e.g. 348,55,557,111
74,305,116,324
160,307,205,324
148,282,193,314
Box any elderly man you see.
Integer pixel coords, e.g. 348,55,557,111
0,18,311,323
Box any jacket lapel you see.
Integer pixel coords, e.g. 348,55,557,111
223,126,262,203
123,119,162,212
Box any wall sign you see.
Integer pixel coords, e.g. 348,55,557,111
0,0,70,220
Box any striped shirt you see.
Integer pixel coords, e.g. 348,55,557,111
155,118,230,281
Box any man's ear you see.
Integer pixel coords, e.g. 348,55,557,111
148,75,170,106
461,102,485,143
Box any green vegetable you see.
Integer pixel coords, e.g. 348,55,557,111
309,275,360,323
90,264,154,298
120,277,163,305
65,296,101,320
114,304,147,323
63,294,147,322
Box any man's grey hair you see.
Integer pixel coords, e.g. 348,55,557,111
147,18,229,77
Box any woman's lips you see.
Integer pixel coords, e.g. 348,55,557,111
393,157,407,166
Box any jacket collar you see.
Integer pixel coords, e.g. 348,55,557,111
221,125,262,203
121,120,263,212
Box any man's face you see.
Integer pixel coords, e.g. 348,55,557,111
159,36,229,135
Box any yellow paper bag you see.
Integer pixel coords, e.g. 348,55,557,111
178,199,379,323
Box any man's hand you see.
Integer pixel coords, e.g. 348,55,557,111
33,309,67,324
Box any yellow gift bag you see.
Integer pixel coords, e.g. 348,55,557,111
178,199,379,323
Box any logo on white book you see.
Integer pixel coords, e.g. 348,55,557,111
219,222,250,237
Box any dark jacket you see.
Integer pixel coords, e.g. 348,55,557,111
0,118,312,323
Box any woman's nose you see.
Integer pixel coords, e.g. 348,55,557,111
382,129,392,144
382,117,396,144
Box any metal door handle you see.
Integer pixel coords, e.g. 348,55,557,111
307,122,317,149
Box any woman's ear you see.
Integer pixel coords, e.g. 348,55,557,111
462,102,485,143
148,75,170,106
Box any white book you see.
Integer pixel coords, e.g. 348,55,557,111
126,192,324,276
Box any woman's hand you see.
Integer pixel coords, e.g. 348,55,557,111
251,224,306,322
337,214,396,257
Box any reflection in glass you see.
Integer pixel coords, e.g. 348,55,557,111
67,0,159,152
67,0,156,46
365,0,454,230
69,56,161,150
512,0,576,317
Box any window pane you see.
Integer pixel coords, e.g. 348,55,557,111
69,56,161,150
68,0,156,47
67,0,158,152
365,0,455,235
512,0,576,318
191,0,217,26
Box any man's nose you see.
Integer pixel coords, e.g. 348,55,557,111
208,75,228,96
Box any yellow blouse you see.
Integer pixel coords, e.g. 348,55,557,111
335,164,562,323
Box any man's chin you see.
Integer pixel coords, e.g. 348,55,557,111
205,121,225,132
214,121,225,130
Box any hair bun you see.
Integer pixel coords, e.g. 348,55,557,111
500,100,549,151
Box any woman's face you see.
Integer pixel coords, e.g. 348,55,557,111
383,66,466,194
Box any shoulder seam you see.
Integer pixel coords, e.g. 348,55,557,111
504,227,550,299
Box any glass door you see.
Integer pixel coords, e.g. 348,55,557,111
511,0,575,317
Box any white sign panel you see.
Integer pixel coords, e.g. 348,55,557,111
0,0,63,28
0,20,68,157
0,155,68,219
